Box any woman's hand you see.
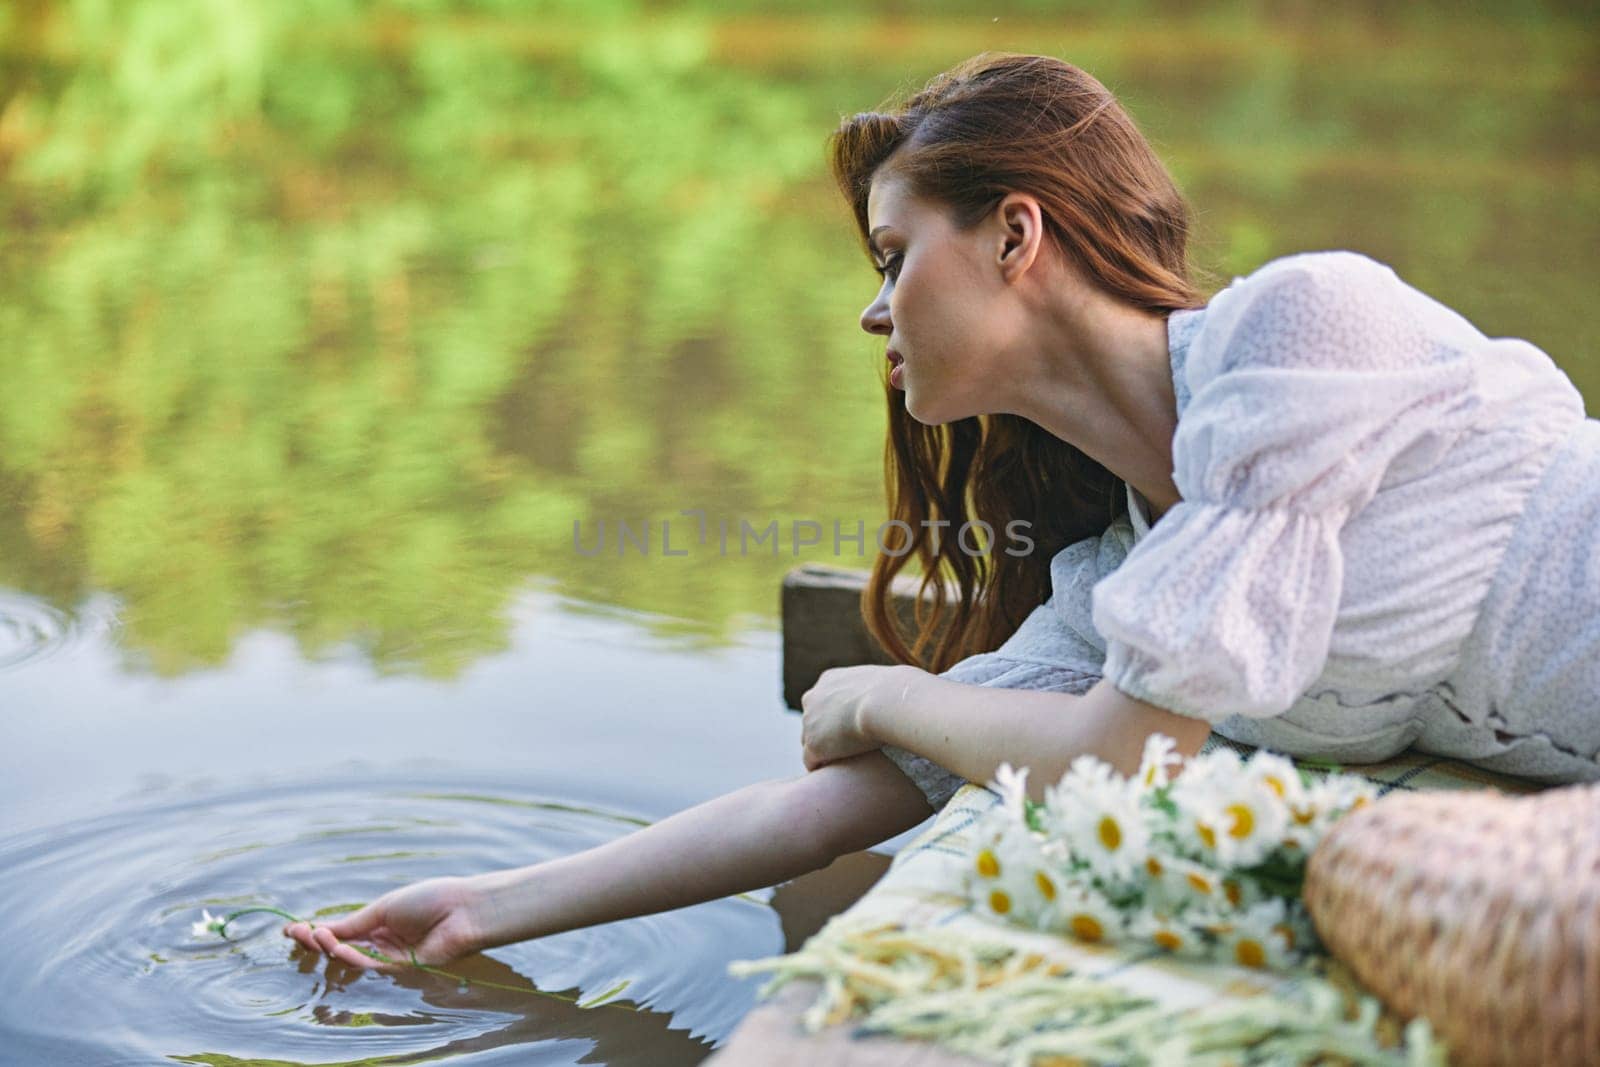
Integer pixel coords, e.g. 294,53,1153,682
282,875,491,970
800,663,926,771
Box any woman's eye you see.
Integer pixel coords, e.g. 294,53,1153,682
879,253,903,281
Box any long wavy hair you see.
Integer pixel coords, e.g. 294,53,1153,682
830,53,1210,673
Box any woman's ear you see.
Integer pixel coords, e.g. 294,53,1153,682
995,192,1044,282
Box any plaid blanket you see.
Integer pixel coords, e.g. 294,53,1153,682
714,737,1552,1065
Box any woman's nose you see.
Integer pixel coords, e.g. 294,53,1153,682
859,290,891,335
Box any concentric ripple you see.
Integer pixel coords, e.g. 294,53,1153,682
0,777,785,1065
0,591,74,670
0,589,116,672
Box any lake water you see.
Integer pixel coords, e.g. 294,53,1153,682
1,1,1595,1063
0,590,823,1062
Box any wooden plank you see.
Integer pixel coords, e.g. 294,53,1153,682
780,564,952,711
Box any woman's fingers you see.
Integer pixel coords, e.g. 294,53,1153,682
281,902,374,944
282,921,317,949
282,917,393,969
315,907,374,939
311,925,388,970
288,922,395,970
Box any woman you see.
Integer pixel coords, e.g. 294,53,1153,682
285,52,1599,970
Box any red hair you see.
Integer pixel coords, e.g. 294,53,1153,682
830,53,1210,672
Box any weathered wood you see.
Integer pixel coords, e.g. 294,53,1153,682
780,564,952,710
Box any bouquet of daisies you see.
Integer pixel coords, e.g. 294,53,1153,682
964,735,1377,973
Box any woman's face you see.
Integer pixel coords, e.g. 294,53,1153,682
858,172,1014,425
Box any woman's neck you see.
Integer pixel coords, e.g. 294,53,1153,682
1007,290,1182,518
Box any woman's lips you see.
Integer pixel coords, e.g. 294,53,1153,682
887,350,905,389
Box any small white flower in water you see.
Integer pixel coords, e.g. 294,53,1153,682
190,909,226,939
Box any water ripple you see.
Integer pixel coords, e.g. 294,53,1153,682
0,779,783,1065
0,589,116,672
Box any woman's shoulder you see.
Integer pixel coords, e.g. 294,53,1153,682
1189,248,1459,383
1230,248,1397,291
1213,250,1401,317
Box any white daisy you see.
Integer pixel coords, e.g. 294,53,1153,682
988,761,1031,824
1041,757,1151,885
1212,897,1297,971
1176,745,1245,784
1164,854,1227,909
968,824,1058,927
1284,775,1379,848
1242,750,1307,808
1129,910,1207,958
1166,788,1226,863
1135,733,1184,793
1046,881,1126,946
1170,757,1287,869
1133,845,1187,915
190,909,225,939
1279,821,1319,855
1047,753,1118,801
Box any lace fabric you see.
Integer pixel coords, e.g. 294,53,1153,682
882,252,1600,811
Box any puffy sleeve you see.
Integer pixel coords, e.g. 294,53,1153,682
882,517,1138,810
1091,251,1480,723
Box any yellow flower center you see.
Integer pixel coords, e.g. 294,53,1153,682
1185,872,1214,894
988,889,1012,915
1235,939,1266,968
1223,880,1242,907
1273,923,1295,949
1262,775,1286,798
1098,816,1123,851
1145,856,1164,877
1152,930,1183,951
1069,914,1104,942
1225,803,1255,838
1196,821,1216,849
1035,871,1057,901
976,849,1000,878
1352,795,1370,810
1292,806,1317,825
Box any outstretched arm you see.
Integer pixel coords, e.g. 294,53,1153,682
284,750,932,969
471,749,930,950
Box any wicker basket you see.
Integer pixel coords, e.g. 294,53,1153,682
1303,780,1600,1066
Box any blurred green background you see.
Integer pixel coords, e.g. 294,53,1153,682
1,0,1596,678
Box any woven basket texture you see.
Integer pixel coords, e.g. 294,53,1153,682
1304,781,1600,1066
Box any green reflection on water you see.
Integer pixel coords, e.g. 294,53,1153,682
1,2,1594,678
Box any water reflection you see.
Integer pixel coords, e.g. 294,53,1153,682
0,781,776,1064
0,4,1594,668
0,586,824,1063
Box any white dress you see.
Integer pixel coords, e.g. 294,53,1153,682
883,250,1600,811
